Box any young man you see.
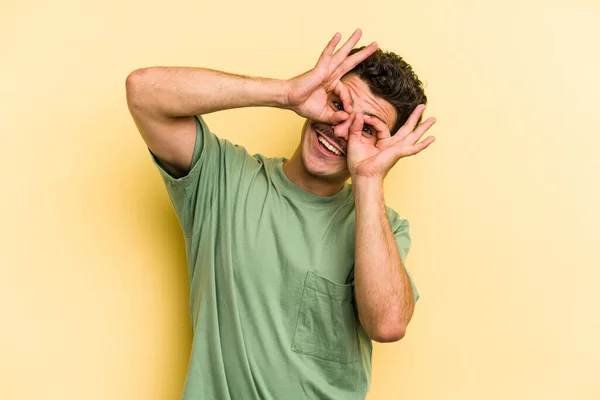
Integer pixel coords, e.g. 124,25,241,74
126,29,436,400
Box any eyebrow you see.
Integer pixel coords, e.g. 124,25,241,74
364,112,386,125
347,92,387,126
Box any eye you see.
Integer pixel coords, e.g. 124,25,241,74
362,125,373,135
332,101,344,111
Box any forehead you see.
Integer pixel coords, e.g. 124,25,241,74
340,74,397,130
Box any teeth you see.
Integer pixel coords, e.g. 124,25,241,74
318,135,341,156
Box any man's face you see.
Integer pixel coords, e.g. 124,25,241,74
298,73,397,182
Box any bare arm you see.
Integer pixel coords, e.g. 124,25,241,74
346,106,437,342
353,178,414,342
125,29,376,178
125,68,288,177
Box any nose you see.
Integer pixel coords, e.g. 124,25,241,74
333,117,352,141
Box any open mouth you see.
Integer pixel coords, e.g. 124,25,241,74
315,130,345,158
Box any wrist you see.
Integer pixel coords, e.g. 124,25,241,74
352,176,385,200
280,78,304,114
352,175,384,187
257,78,292,109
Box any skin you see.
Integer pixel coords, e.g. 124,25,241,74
283,30,436,194
283,73,398,195
126,28,436,342
284,31,437,341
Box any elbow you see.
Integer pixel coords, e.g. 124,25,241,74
369,323,406,343
126,67,153,89
125,67,154,107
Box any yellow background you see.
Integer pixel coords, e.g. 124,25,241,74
2,0,599,399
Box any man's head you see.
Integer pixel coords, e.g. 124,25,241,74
296,47,427,184
347,47,428,134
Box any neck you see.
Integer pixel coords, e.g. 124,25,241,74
283,151,346,197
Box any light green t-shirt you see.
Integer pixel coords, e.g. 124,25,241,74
151,116,419,400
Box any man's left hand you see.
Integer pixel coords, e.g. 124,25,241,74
347,104,437,181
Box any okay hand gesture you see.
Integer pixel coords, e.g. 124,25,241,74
347,104,437,180
286,29,377,124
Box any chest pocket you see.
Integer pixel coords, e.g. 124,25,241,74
291,271,360,364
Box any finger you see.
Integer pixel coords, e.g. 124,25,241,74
316,32,342,67
397,104,427,138
348,112,364,142
330,28,363,67
417,136,436,152
363,114,392,140
316,107,349,124
393,135,436,159
404,117,436,144
338,41,378,76
333,81,353,113
330,110,350,124
409,136,436,155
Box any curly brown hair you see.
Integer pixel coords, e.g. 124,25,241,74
347,47,427,134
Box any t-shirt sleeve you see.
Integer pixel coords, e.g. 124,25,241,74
387,209,420,303
149,115,252,238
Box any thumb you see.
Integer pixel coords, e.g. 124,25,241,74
316,109,348,124
330,110,350,124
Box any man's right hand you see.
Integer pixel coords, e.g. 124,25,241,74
285,29,378,124
126,29,377,178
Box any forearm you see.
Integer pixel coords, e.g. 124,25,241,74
125,66,290,118
353,178,415,342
